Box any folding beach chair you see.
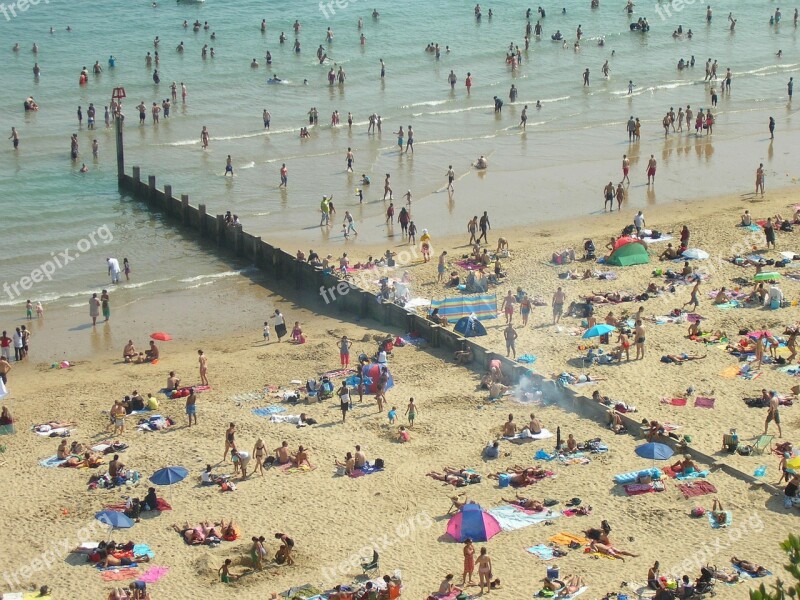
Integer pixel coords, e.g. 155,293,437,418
721,434,738,453
752,435,773,455
361,550,379,574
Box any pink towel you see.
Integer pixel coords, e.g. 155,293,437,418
694,396,715,408
623,483,654,496
138,565,170,584
100,568,139,582
679,481,717,499
670,398,687,406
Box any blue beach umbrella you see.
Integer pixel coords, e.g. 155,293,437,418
635,442,674,461
149,466,188,486
95,510,134,529
582,324,617,339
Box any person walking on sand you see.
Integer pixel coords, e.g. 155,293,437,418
501,290,515,324
765,217,776,249
756,163,765,195
198,349,209,386
683,278,701,310
338,382,351,423
603,181,614,211
634,319,646,360
438,251,448,282
467,216,478,244
504,322,518,359
478,211,491,244
338,335,352,368
769,116,776,139
552,286,565,325
405,397,418,427
186,388,197,426
272,309,287,341
383,173,393,200
223,422,236,461
476,547,492,594
765,391,783,437
446,165,455,192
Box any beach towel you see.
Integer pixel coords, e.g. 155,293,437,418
694,396,715,408
535,449,556,461
526,544,555,560
278,584,325,599
708,511,732,528
349,464,384,478
666,397,687,406
517,354,537,364
661,466,679,479
504,429,553,443
429,588,464,600
614,468,661,485
33,427,71,437
558,456,591,466
99,568,140,581
624,483,656,496
720,365,743,379
105,499,171,512
97,563,139,571
279,462,316,475
487,505,558,531
269,414,305,425
322,369,355,379
676,470,709,481
228,390,266,403
548,532,588,546
679,481,717,498
732,564,773,578
137,565,169,584
560,587,589,599
39,455,67,468
252,405,287,417
715,301,740,310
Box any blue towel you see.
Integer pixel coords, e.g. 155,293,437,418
133,544,155,559
732,563,772,578
488,505,558,531
708,511,732,528
517,354,537,364
355,464,383,475
39,455,67,468
676,470,709,480
251,405,287,417
526,544,555,560
535,449,556,461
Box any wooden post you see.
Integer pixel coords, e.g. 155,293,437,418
254,236,262,265
181,195,189,225
198,204,206,235
216,215,225,245
115,116,125,181
132,166,140,183
147,175,156,204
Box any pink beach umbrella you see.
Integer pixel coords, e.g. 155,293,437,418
446,503,501,542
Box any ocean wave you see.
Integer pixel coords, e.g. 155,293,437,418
178,266,258,283
401,99,450,109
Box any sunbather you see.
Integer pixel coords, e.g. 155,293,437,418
712,568,739,583
731,557,769,577
103,553,151,567
501,493,544,511
502,414,517,437
490,381,510,399
671,455,698,474
291,445,311,468
35,421,75,431
713,288,729,305
711,498,728,526
589,540,639,561
660,353,707,364
583,520,612,544
560,575,586,596
61,451,103,468
335,452,355,475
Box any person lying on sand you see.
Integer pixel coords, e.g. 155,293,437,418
589,541,639,561
501,493,544,511
608,409,626,433
660,353,707,364
103,553,151,567
731,557,769,577
711,498,728,526
61,451,103,468
488,466,545,486
556,373,608,384
543,574,584,596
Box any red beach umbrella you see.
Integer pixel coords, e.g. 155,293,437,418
150,332,173,341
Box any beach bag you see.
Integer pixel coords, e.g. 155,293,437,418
375,458,385,469
638,474,652,485
738,445,752,456
691,507,706,518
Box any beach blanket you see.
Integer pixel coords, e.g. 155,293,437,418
679,481,717,498
322,369,355,379
104,499,171,512
252,405,287,417
560,587,589,599
33,427,71,437
676,470,709,481
279,462,316,475
641,231,674,244
401,334,427,346
548,532,588,546
278,584,325,599
708,511,733,528
663,397,687,406
138,565,170,584
526,544,556,560
694,396,715,408
39,455,67,468
503,429,553,443
229,390,265,403
99,568,139,581
714,301,741,310
430,294,498,322
269,414,305,425
97,563,140,571
517,354,537,364
624,483,657,496
732,564,773,578
349,464,384,478
429,588,464,600
558,456,591,466
719,365,740,379
488,505,558,531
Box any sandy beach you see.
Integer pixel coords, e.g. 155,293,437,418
0,183,799,600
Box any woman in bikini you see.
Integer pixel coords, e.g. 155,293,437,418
252,438,267,476
501,493,544,511
476,547,492,594
589,540,639,561
223,422,236,462
519,294,532,327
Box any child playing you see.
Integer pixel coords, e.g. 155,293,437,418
26,300,33,320
262,321,270,343
36,301,44,318
388,406,397,424
291,321,305,344
219,558,238,583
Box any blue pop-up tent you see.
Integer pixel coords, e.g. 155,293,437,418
454,315,488,337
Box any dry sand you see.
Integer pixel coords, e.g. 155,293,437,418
1,187,799,600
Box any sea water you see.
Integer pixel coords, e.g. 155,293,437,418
0,0,799,313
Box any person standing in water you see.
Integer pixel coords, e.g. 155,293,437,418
224,155,233,177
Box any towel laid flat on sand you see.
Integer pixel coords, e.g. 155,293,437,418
548,532,588,546
676,470,709,481
349,464,384,478
694,396,716,408
99,568,140,582
708,511,733,528
526,544,556,560
39,455,67,468
624,483,658,496
503,429,553,443
732,564,773,578
679,481,717,499
138,565,170,583
488,505,558,531
279,462,316,475
33,427,71,437
252,405,287,417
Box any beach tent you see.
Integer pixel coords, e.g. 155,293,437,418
454,315,487,337
361,363,394,394
607,237,649,267
446,503,501,542
430,294,498,323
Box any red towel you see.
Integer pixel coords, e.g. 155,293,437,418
670,398,687,406
679,481,717,499
661,466,679,479
623,483,654,496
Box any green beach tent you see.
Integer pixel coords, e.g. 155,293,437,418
607,237,650,267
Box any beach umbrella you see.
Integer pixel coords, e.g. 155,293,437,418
150,332,173,341
582,324,617,339
682,248,709,260
149,466,188,486
556,426,562,452
95,510,134,529
754,272,781,282
635,442,674,461
786,456,800,471
747,330,771,340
